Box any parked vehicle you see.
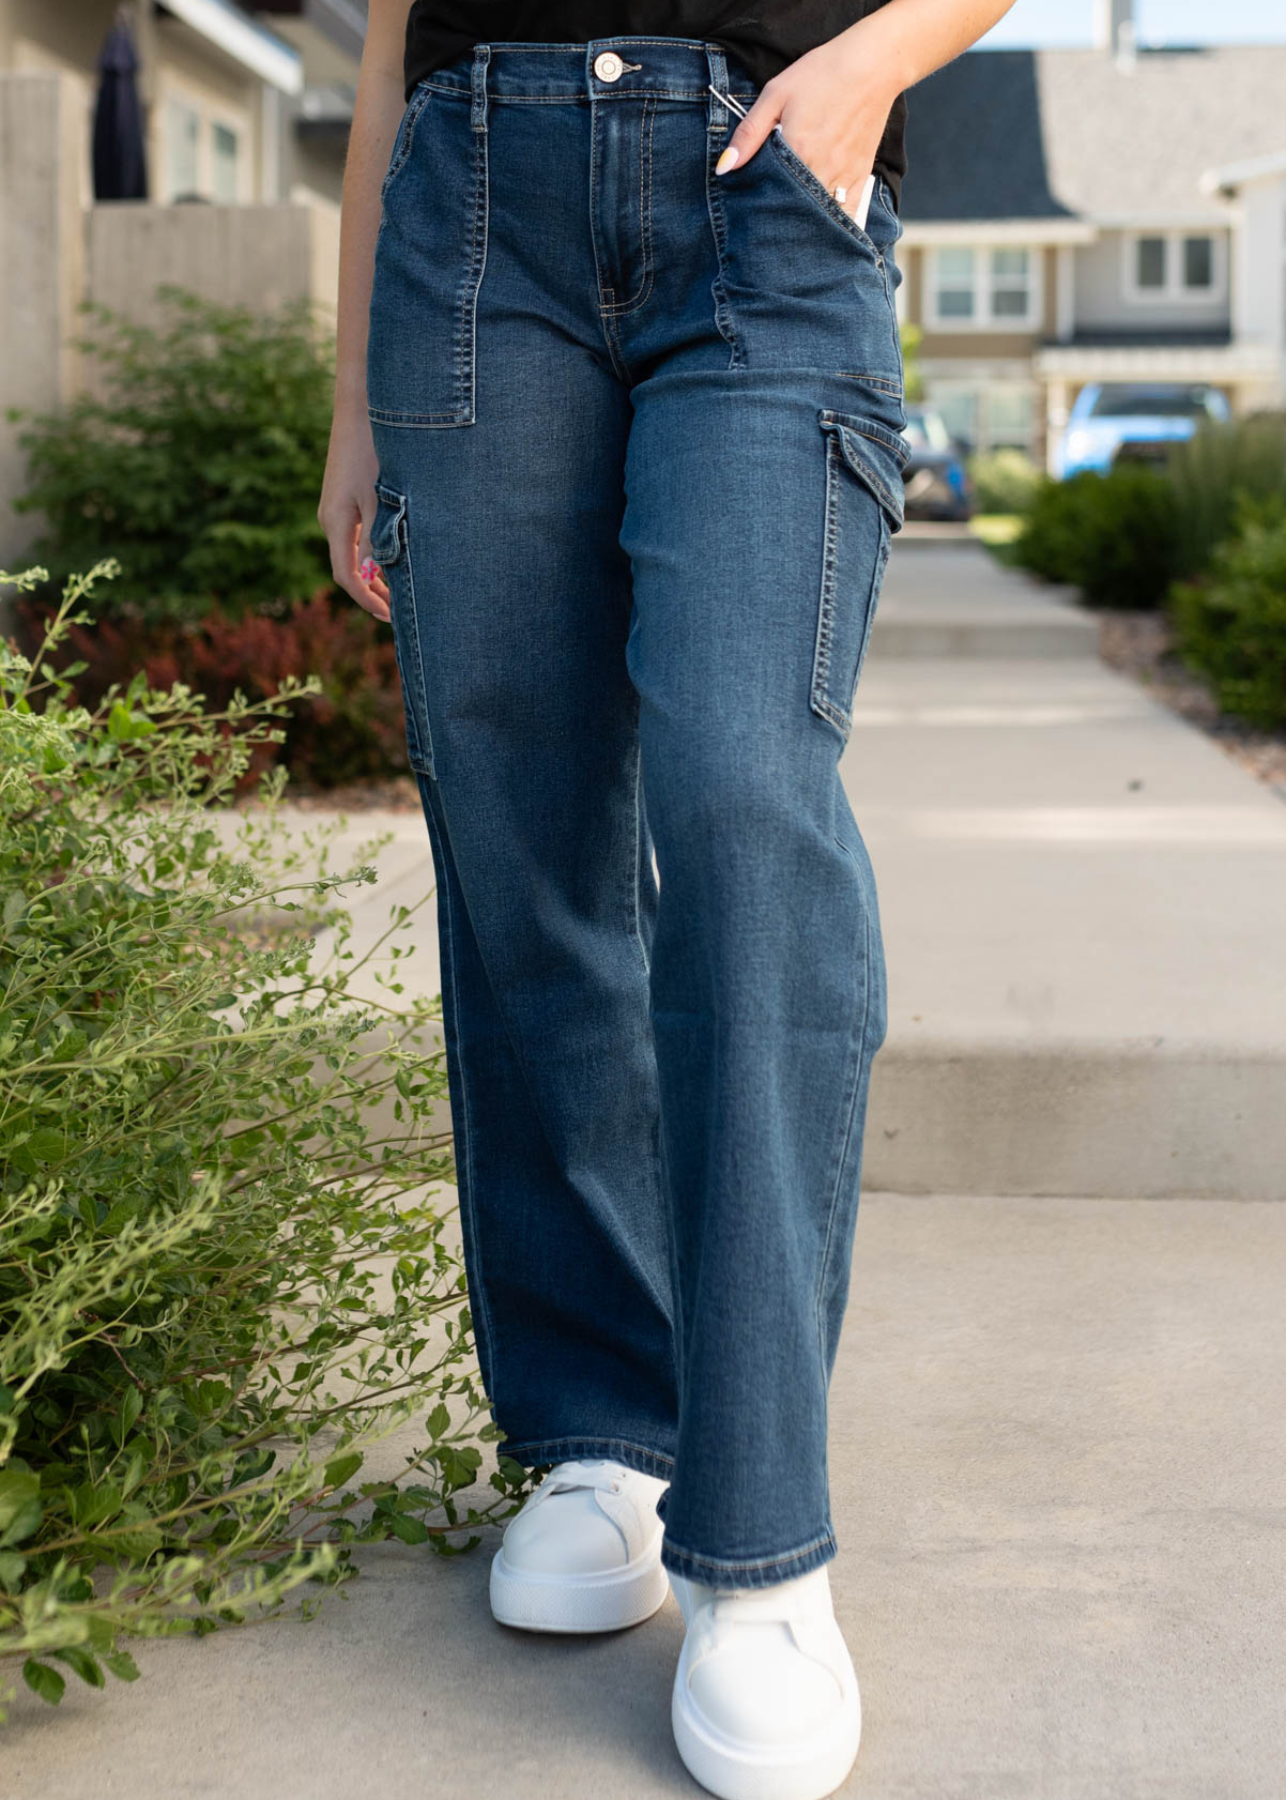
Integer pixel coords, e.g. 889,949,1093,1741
900,404,976,520
1054,381,1231,478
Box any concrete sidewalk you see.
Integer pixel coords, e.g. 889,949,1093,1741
263,536,1286,1200
854,541,1286,1200
11,1193,1286,1799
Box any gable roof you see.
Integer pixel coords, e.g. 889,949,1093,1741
902,44,1286,223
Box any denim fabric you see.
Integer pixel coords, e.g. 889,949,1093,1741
366,37,907,1589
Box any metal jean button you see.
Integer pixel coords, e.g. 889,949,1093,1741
594,51,625,82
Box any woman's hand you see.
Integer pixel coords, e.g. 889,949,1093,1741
319,403,391,623
714,21,902,219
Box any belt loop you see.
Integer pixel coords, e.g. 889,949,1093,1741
706,44,729,136
471,42,490,132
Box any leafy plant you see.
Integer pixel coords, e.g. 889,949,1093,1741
1010,464,1183,607
967,448,1042,517
0,563,529,1717
11,587,412,794
5,287,336,626
1168,493,1286,730
1167,411,1286,580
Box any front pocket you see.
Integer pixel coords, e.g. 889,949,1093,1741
370,481,434,776
810,411,910,741
767,128,883,260
366,93,488,430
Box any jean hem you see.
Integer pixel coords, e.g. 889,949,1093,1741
659,1526,838,1590
499,1436,676,1481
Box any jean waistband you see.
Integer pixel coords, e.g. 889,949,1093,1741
424,38,761,108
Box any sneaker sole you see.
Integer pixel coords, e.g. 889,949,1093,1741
671,1645,861,1800
489,1537,670,1634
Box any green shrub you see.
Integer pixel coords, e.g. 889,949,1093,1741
12,587,412,793
1011,465,1183,607
0,563,528,1716
967,448,1043,516
1167,411,1286,579
5,287,336,627
1168,494,1286,730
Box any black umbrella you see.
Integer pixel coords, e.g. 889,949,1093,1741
92,7,149,201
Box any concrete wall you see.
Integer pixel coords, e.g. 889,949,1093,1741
0,72,86,567
85,198,339,334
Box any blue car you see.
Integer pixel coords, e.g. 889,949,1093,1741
900,403,975,520
1054,381,1230,478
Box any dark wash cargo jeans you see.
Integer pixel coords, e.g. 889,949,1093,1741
365,37,908,1589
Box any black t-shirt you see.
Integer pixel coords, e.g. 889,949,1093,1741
402,3,908,209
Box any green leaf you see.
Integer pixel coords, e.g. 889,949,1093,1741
25,1126,66,1162
53,1645,106,1689
0,1550,26,1590
0,1466,41,1547
426,1402,450,1440
323,1451,363,1491
387,1512,430,1546
23,1659,66,1706
104,1650,141,1683
114,1385,143,1445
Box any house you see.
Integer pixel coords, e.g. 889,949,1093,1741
0,0,365,562
0,0,362,209
897,0,1286,469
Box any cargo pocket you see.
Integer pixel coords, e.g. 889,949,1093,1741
366,88,488,429
811,409,910,741
370,481,435,778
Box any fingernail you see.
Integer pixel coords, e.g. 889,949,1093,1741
359,558,378,580
715,145,740,175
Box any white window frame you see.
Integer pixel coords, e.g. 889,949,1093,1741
926,244,1043,332
159,75,251,204
1122,229,1226,304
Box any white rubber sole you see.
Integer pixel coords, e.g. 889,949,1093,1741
667,1575,861,1800
489,1537,670,1634
671,1668,861,1800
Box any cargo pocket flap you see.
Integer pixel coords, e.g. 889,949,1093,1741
819,412,908,534
369,482,408,566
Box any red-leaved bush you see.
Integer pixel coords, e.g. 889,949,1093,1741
13,587,411,792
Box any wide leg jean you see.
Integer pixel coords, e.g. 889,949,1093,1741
366,37,908,1589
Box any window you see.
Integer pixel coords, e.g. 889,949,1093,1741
1088,383,1223,420
212,123,240,203
934,248,976,320
162,85,248,203
166,96,201,200
1136,236,1166,289
1125,231,1222,301
1183,236,1213,289
921,384,1036,458
990,248,1032,318
927,245,1039,330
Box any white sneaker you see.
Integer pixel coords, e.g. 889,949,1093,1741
668,1565,861,1800
489,1457,670,1633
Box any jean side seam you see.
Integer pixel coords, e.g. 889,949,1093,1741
815,893,875,1405
422,792,500,1415
393,503,435,778
629,737,652,978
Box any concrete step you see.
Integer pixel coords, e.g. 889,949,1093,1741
871,539,1098,659
208,543,1286,1201
846,651,1286,1200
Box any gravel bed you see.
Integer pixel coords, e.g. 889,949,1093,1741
1097,611,1286,802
